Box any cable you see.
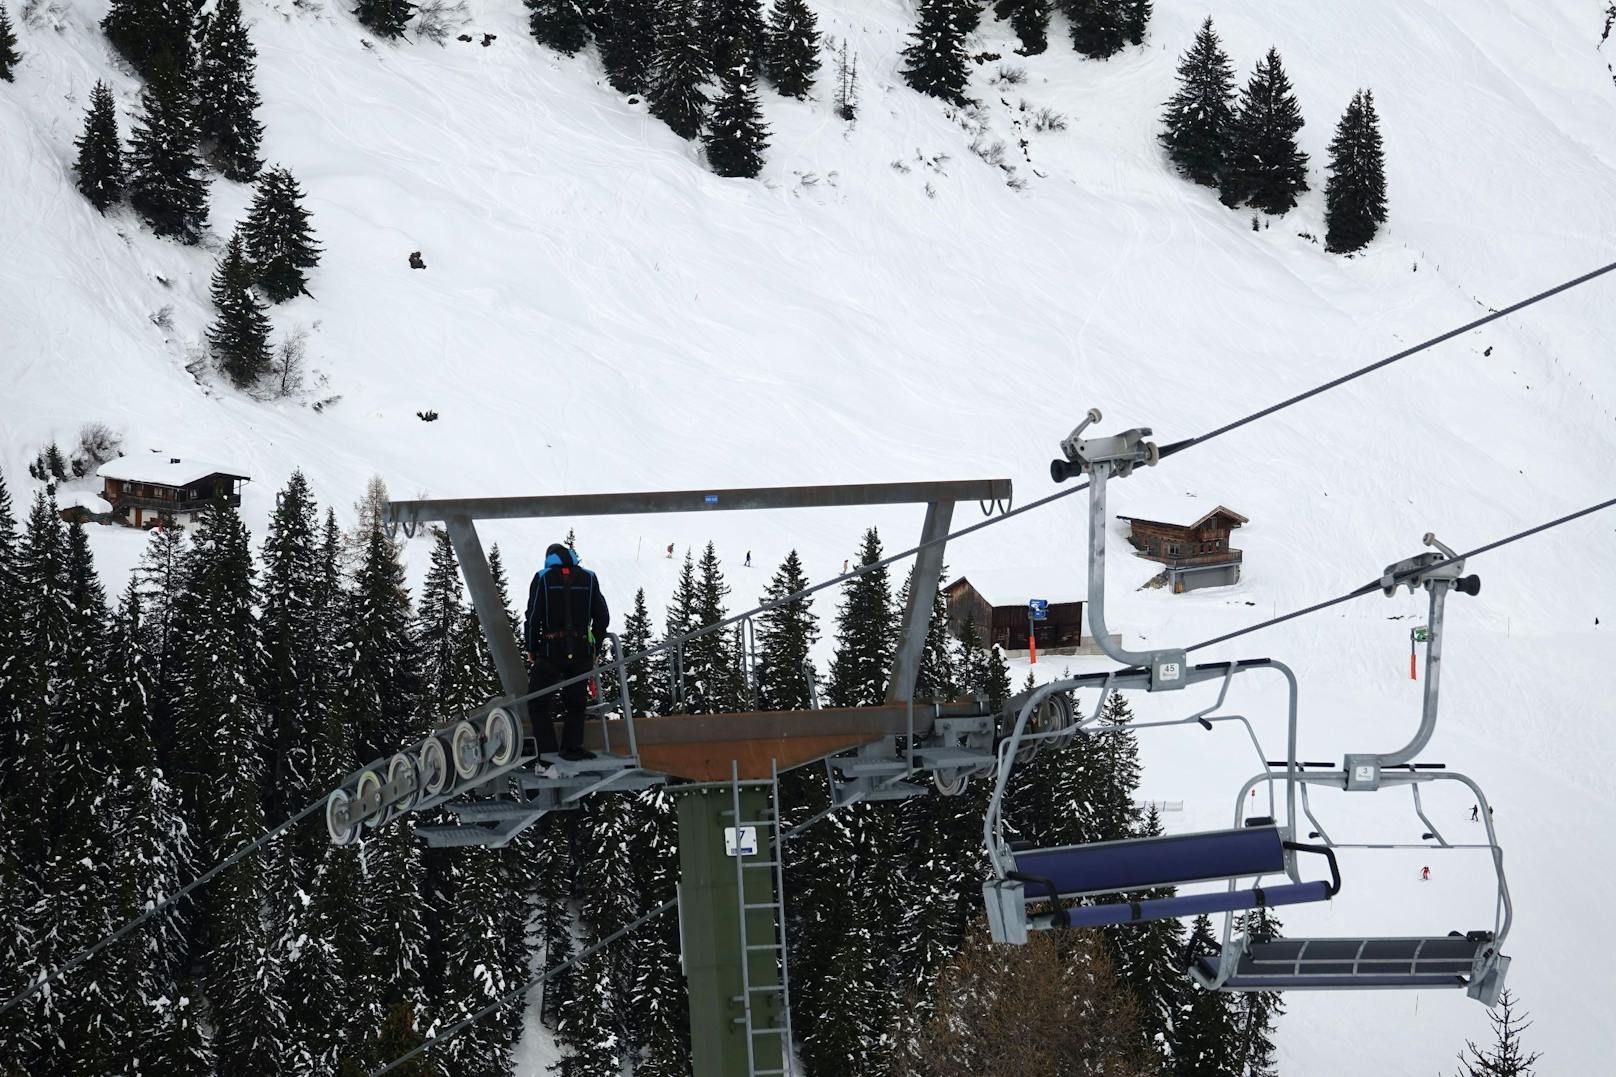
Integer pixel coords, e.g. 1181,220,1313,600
1157,258,1616,458
13,258,1615,1018
0,797,324,1017
1186,494,1616,653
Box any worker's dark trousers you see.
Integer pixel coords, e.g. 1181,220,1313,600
527,651,593,753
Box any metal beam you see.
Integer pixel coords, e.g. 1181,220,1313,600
443,515,528,703
387,479,1011,525
888,500,955,704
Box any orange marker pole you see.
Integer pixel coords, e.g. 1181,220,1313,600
1029,631,1038,665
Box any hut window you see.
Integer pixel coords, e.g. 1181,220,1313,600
1167,543,1180,557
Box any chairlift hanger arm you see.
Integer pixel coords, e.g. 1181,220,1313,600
386,478,1013,524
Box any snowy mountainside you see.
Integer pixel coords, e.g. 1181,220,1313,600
6,0,1616,1072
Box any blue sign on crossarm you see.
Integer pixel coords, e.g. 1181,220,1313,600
1029,599,1049,621
704,494,719,505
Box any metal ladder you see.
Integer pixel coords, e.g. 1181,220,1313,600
728,760,795,1077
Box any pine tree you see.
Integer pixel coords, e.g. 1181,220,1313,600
1103,804,1183,1065
903,0,969,105
1324,89,1387,254
0,4,17,82
1220,47,1309,215
127,62,210,243
1454,990,1541,1076
526,0,590,55
1159,17,1236,187
627,787,686,1076
1009,0,1049,56
764,0,819,98
754,550,818,710
532,813,576,1030
258,471,324,828
682,542,741,710
195,0,265,180
1230,908,1283,1075
173,501,290,1070
660,552,698,712
135,518,188,770
648,0,708,139
75,81,125,211
355,0,415,39
102,0,193,80
617,588,659,715
831,36,857,120
826,529,893,706
208,229,274,388
905,566,957,702
704,52,770,179
1172,915,1240,1076
1091,689,1141,840
702,0,766,76
601,0,659,95
1122,0,1150,45
1066,0,1128,60
243,167,322,302
0,473,37,1068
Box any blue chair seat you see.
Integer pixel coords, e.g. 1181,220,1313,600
1197,934,1493,990
1060,881,1332,929
1012,826,1288,899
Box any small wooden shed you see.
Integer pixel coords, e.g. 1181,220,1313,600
97,457,250,528
1117,505,1247,593
943,577,1084,655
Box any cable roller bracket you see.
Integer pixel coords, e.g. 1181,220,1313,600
1050,408,1160,483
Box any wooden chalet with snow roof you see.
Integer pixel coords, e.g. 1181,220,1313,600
97,457,250,528
1117,505,1247,593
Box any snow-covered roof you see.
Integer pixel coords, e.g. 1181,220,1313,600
1117,505,1248,531
97,456,250,487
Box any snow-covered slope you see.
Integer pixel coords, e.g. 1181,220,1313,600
6,1,1616,1071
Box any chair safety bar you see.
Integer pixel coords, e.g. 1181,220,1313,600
1194,933,1507,1003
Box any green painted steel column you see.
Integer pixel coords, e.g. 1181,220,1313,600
677,786,785,1077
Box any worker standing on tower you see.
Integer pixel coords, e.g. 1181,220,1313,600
525,543,610,762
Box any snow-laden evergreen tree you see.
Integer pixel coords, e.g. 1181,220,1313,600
195,0,264,180
525,0,589,55
1122,0,1149,44
1065,0,1127,59
903,0,969,105
1220,47,1309,214
702,0,766,75
754,550,818,710
107,582,200,1073
627,786,686,1076
0,4,17,81
0,474,39,1069
354,0,415,39
102,0,193,81
616,588,659,715
1160,17,1236,187
532,812,577,1031
1324,89,1387,254
258,471,325,827
171,501,290,1070
764,0,819,98
685,541,744,709
559,792,639,1072
75,81,125,211
1454,990,1542,1076
1172,914,1241,1075
704,52,770,179
825,528,894,707
1103,804,1184,1066
135,518,188,770
1008,0,1049,56
903,566,957,702
658,551,698,712
1230,908,1283,1075
335,517,431,1043
12,492,70,877
648,0,708,139
601,0,659,95
951,0,983,37
243,167,321,302
1091,689,1141,840
128,61,209,243
282,538,367,1076
208,229,273,387
831,35,857,119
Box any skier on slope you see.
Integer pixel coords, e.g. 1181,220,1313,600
1420,865,1431,882
525,543,611,762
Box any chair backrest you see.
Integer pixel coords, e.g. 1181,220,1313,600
1013,826,1286,898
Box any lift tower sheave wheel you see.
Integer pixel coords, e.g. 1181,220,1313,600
450,721,483,782
326,787,358,846
484,707,519,768
419,736,450,797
